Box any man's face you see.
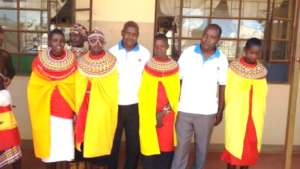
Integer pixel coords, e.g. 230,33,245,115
49,34,65,56
122,26,138,49
0,33,4,47
200,27,220,51
70,32,84,47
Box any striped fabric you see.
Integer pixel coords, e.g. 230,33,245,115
0,146,22,168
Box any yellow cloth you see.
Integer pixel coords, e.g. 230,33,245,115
0,111,17,130
138,70,180,156
27,70,75,159
224,69,267,159
75,68,118,158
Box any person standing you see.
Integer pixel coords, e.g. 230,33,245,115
69,23,88,58
108,21,150,169
28,29,76,169
221,38,268,169
0,25,22,169
139,34,180,169
171,24,228,169
74,28,118,168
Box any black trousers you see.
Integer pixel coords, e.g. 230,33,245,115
108,104,140,169
142,152,174,169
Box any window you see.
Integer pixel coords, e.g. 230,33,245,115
0,0,93,74
154,0,297,83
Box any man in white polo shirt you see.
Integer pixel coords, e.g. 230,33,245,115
171,24,228,169
108,21,151,169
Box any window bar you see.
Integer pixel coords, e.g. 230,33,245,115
236,0,242,59
263,0,272,62
16,0,21,73
89,0,93,31
269,0,277,62
178,0,183,55
209,0,213,24
286,0,295,61
47,0,51,30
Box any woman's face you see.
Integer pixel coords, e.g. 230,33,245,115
244,46,261,64
154,39,168,57
49,34,65,56
88,35,104,54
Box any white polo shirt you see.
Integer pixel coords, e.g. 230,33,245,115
178,43,228,115
109,41,151,105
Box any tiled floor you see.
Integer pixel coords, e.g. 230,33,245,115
2,147,299,169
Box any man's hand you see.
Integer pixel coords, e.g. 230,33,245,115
156,111,165,128
215,85,225,126
215,112,223,126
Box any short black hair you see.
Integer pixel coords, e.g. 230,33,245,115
155,33,168,46
205,24,222,37
245,38,262,50
122,21,139,34
0,51,15,79
48,28,65,41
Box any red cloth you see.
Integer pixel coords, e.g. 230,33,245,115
221,85,259,166
89,51,105,59
75,81,91,144
50,87,73,119
0,128,21,151
0,106,11,113
156,82,175,152
240,57,257,68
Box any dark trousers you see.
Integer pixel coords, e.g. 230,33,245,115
108,104,140,169
142,152,174,169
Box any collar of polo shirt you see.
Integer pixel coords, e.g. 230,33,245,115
118,40,140,52
194,43,221,62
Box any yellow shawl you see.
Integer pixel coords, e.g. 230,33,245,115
138,70,180,156
27,70,75,158
75,67,118,158
224,69,267,159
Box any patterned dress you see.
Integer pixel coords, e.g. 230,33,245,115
0,89,22,168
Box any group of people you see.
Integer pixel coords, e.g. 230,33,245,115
0,21,268,169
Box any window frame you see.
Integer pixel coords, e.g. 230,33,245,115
0,0,93,74
154,0,298,84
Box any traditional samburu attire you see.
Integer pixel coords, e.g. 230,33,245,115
70,23,88,58
221,57,268,166
74,50,118,161
139,56,180,169
27,49,76,162
71,47,88,59
0,89,22,168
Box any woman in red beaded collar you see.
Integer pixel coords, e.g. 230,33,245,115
221,38,268,169
74,28,118,168
139,34,180,169
28,29,76,169
69,23,88,58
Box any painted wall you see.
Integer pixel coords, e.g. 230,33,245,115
9,0,300,147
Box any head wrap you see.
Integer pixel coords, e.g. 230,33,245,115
88,28,106,45
70,23,88,40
